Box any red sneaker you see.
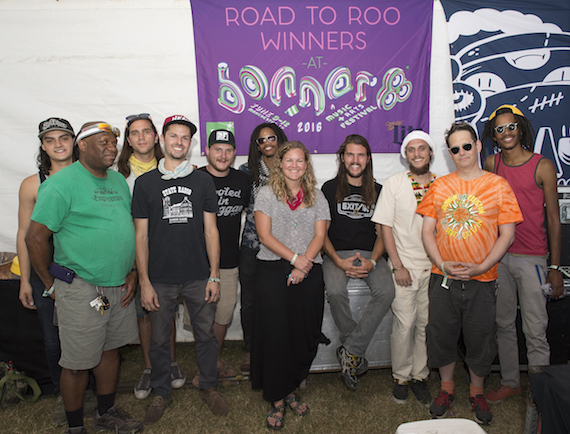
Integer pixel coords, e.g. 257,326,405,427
485,385,521,404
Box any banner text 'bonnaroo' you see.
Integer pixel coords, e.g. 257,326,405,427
191,1,433,154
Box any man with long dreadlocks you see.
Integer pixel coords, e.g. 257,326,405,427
482,105,562,405
322,134,395,392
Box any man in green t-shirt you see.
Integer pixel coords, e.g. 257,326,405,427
26,122,143,434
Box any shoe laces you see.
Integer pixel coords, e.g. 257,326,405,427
471,395,490,412
434,391,451,406
340,348,360,368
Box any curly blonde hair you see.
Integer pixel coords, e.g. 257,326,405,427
268,141,318,208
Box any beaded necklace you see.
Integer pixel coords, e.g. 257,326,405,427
408,172,435,205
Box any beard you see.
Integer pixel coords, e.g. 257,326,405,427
410,162,430,175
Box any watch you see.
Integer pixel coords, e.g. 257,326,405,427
548,265,560,271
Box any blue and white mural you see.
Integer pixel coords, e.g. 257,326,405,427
442,2,570,184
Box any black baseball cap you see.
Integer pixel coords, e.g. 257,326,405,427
208,129,236,148
38,117,75,139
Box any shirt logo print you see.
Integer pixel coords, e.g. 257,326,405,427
441,193,484,240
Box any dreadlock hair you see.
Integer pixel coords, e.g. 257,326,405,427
268,141,318,208
246,122,288,187
334,134,376,208
37,133,79,177
117,117,163,178
481,108,535,158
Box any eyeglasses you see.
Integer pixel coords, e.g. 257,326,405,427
494,122,518,134
126,113,152,124
256,135,277,145
449,142,473,155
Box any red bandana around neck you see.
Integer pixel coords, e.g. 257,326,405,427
287,186,305,210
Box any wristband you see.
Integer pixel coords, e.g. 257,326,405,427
391,265,403,274
290,253,298,265
42,284,55,298
440,261,449,290
208,277,221,283
549,265,570,278
370,259,377,269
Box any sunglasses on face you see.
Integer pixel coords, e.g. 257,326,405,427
126,113,152,124
449,142,473,155
494,122,518,134
256,135,277,145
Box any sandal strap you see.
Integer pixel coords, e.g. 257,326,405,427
267,404,286,425
286,393,309,416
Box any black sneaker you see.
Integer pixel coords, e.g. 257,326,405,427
134,368,152,400
336,346,357,391
392,380,409,404
470,394,492,425
429,390,454,419
170,362,186,389
410,379,432,407
93,405,144,433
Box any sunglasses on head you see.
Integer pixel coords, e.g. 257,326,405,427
126,113,152,124
256,135,277,145
76,123,120,142
494,122,518,134
449,142,473,155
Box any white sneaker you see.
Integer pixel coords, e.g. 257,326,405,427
134,369,152,400
170,362,186,389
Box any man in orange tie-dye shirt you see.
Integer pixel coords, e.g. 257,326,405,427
416,122,522,426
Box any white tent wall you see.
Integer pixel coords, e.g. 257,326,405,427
0,0,454,253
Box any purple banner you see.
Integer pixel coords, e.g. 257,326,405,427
191,1,433,154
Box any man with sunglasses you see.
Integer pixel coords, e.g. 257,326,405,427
481,105,562,405
26,122,143,434
416,122,522,425
132,115,229,424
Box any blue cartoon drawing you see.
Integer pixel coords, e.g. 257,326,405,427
447,9,570,184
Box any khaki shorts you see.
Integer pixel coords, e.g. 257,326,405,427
183,267,238,328
56,277,138,370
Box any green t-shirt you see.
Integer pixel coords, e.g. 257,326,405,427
31,161,135,286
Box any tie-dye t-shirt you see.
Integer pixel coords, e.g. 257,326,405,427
416,171,522,282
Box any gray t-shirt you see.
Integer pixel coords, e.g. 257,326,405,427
254,186,330,263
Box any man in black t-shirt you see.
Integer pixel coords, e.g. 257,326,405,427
132,115,228,424
194,129,250,381
322,134,395,391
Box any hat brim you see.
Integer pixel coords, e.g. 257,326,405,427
163,120,197,137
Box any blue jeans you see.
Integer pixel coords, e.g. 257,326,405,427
31,278,61,395
149,279,218,398
323,250,395,357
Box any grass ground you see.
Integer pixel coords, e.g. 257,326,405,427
0,341,529,433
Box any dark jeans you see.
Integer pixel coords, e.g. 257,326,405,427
149,279,217,398
239,246,258,352
31,278,61,395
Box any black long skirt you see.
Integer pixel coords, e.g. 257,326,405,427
251,259,327,402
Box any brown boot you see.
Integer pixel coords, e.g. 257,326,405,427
202,388,229,417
